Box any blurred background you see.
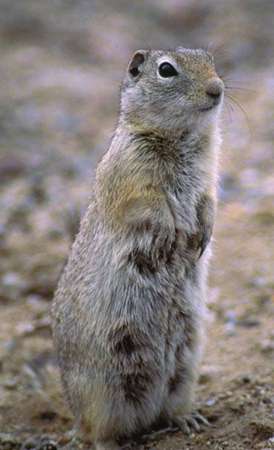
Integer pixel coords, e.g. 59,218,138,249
0,1,273,449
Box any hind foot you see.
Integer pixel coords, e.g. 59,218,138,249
173,411,209,435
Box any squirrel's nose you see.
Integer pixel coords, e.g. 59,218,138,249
205,78,224,103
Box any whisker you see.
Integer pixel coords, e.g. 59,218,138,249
225,97,237,116
225,94,252,137
221,76,246,84
225,85,257,94
222,99,233,125
226,94,248,116
222,77,254,87
203,45,256,99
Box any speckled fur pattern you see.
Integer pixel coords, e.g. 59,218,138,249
52,47,223,449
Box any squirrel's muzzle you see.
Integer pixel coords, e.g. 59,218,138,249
205,77,224,105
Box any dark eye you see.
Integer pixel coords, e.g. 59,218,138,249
158,62,178,78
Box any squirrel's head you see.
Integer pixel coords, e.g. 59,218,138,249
121,48,224,134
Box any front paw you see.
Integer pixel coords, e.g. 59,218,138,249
187,224,213,259
172,411,209,435
194,193,215,258
129,226,175,274
152,223,176,263
198,222,213,258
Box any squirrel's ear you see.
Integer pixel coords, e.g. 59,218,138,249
128,50,148,78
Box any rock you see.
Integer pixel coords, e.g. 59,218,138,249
224,310,237,336
0,433,21,449
1,272,26,290
39,442,58,450
199,365,220,384
248,276,268,289
238,317,261,328
21,438,36,449
205,397,217,407
22,437,58,450
0,156,27,180
260,340,274,354
224,322,237,336
241,374,252,384
2,378,17,390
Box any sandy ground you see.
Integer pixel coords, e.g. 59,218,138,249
0,1,273,449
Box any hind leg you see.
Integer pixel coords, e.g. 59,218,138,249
164,341,209,435
172,410,209,435
166,379,209,435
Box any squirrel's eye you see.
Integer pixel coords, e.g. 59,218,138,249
158,62,178,78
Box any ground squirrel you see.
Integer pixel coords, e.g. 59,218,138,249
52,47,224,450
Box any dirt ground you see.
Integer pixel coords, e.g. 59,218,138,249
0,1,273,449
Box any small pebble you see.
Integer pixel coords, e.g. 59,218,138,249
2,378,17,390
224,322,237,336
261,340,274,353
0,432,21,449
238,317,261,328
39,438,58,450
205,397,216,406
241,374,252,383
2,272,25,288
224,310,237,323
22,438,36,449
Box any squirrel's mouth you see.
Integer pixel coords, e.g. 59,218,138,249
199,103,218,112
199,95,223,112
